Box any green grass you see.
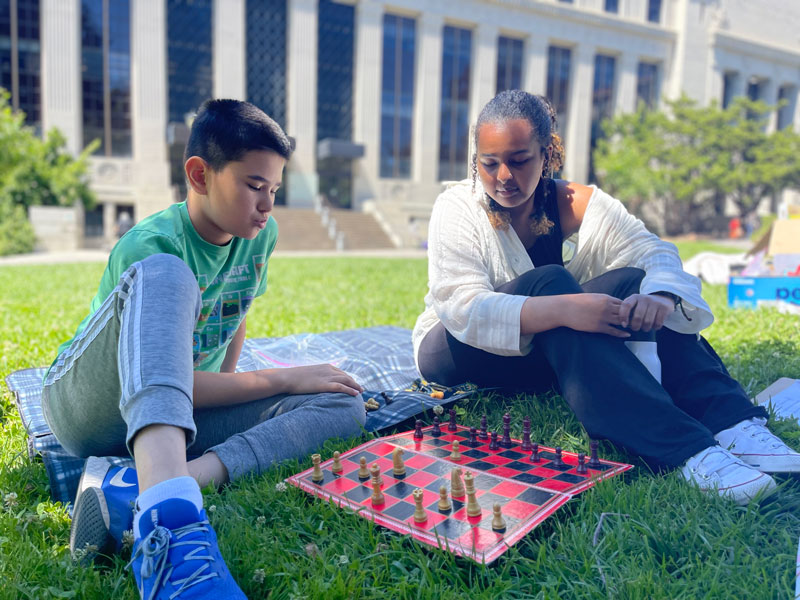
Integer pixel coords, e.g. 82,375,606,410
668,240,746,260
2,256,800,599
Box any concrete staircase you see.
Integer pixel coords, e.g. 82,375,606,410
271,207,335,251
330,209,395,250
270,206,396,251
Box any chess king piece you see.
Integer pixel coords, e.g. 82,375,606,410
357,456,370,479
491,503,507,532
331,451,343,474
438,485,452,511
412,489,427,523
311,453,324,482
392,447,406,476
464,472,481,517
450,440,462,461
450,466,465,497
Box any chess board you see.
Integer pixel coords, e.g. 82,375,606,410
287,424,632,564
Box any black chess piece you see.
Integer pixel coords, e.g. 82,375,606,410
448,408,458,432
432,416,441,436
489,431,499,451
469,427,478,446
576,452,587,474
521,416,532,452
531,442,540,462
500,414,512,448
553,446,564,468
478,414,489,440
587,440,601,469
414,419,424,440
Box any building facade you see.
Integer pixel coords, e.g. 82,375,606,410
2,0,799,245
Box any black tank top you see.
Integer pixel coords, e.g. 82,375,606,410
526,178,564,267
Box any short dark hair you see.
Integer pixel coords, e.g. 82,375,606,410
184,99,293,170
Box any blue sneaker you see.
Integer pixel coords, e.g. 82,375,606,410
70,456,139,561
129,498,246,599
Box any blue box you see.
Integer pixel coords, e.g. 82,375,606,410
728,276,800,308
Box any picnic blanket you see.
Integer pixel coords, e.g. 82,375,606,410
5,326,476,506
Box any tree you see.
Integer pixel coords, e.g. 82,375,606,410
0,89,97,255
594,95,800,235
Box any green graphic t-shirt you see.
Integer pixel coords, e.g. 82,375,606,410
52,201,277,373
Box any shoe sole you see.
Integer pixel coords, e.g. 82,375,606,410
721,473,778,505
734,453,800,473
70,457,113,562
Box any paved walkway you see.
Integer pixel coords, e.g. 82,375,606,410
0,247,429,266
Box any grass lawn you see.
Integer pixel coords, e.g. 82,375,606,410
2,250,800,599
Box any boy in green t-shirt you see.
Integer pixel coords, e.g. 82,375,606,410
43,100,366,599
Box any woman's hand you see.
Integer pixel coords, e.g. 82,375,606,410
274,364,364,397
618,293,674,332
562,293,631,338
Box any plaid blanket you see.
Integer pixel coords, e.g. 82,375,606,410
5,326,475,506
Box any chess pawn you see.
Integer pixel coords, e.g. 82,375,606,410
413,419,424,440
357,456,370,479
392,447,406,476
331,451,343,474
371,473,385,505
438,485,452,511
450,467,465,497
311,453,324,482
531,442,540,462
464,472,481,517
431,416,441,436
412,488,427,523
489,431,499,451
491,503,507,531
450,440,462,461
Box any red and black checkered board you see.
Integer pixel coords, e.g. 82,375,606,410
287,424,631,564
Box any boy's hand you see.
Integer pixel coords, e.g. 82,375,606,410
279,364,364,397
618,293,674,332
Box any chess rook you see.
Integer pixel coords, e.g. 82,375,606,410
553,447,564,468
588,440,601,469
412,489,427,523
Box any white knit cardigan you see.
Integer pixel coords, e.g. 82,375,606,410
412,180,714,366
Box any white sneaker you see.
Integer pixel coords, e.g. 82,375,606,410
680,445,777,505
715,417,800,473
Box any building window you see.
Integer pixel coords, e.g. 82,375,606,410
81,0,131,156
589,54,616,182
438,25,471,182
636,62,659,109
604,0,618,13
777,85,795,130
496,36,522,94
746,78,763,102
168,0,212,126
380,14,415,179
722,71,738,109
247,0,286,128
647,0,662,23
317,0,354,142
546,45,571,139
0,0,40,128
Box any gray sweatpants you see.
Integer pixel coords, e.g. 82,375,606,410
42,254,366,481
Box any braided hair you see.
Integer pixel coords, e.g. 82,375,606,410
471,90,565,235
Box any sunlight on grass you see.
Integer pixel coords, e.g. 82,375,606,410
1,257,799,599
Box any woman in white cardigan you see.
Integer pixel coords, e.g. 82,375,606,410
414,90,798,505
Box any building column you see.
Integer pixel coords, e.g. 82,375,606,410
412,12,443,187
285,0,318,207
213,0,246,100
468,23,499,129
131,0,171,218
40,0,81,154
352,0,383,208
523,34,547,96
616,52,638,114
564,44,594,183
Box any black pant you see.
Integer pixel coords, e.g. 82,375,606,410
418,266,766,468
